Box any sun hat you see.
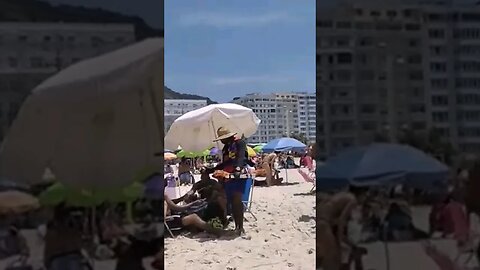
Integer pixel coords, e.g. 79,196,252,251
213,127,237,142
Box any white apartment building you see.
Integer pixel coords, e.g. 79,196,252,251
295,92,317,143
232,92,316,144
164,99,208,133
0,22,135,139
317,0,480,158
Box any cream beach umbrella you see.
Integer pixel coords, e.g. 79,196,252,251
165,103,260,152
0,190,39,215
0,38,164,189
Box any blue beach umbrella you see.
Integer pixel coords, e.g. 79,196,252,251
316,143,449,191
262,138,306,153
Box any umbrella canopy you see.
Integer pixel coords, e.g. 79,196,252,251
316,143,449,190
0,190,39,215
165,103,260,152
0,38,164,190
164,152,177,161
210,147,220,156
247,146,257,157
262,138,306,153
144,174,164,200
253,144,264,153
39,183,102,207
177,149,210,158
39,182,144,207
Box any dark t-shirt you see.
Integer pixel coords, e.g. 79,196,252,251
216,137,248,173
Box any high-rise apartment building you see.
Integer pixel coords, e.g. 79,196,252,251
0,22,135,139
317,0,480,158
233,92,316,144
164,99,208,133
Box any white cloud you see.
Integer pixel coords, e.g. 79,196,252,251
211,75,291,85
178,12,296,28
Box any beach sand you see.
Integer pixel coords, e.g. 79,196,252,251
164,169,316,270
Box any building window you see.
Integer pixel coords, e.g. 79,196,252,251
432,95,449,106
409,70,423,81
407,54,422,64
430,62,447,72
337,53,352,64
358,37,373,47
317,20,333,28
336,21,352,29
387,10,397,17
405,24,420,31
408,39,420,47
30,57,43,68
430,45,446,56
403,9,413,17
429,29,445,39
360,104,376,114
431,79,448,89
91,36,103,47
8,57,18,68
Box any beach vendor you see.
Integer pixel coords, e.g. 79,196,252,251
206,127,249,236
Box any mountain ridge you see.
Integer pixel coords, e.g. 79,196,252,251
164,86,217,104
0,0,163,39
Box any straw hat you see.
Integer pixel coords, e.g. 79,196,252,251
213,127,237,142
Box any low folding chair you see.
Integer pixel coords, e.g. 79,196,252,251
164,215,182,238
241,177,257,221
297,168,316,192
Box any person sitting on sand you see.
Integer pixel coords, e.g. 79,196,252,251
317,186,365,270
44,205,87,270
164,178,231,236
111,232,162,270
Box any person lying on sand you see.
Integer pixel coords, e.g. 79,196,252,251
164,193,231,237
317,187,365,270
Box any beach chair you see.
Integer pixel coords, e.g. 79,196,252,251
224,173,257,221
297,168,316,192
164,215,182,238
242,177,257,221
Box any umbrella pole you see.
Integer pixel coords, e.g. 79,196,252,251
126,202,133,224
384,223,391,270
285,167,288,183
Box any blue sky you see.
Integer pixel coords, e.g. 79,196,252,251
165,0,315,102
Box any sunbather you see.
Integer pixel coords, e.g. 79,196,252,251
164,192,230,237
317,187,365,270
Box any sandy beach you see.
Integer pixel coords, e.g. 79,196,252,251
361,206,480,270
164,169,316,270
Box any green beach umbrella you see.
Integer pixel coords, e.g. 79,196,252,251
177,149,210,158
97,182,144,203
39,182,102,207
253,145,264,153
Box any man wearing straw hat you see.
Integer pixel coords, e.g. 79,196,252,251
206,127,248,236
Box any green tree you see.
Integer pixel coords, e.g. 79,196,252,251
290,133,308,144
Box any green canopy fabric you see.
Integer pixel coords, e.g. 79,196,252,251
253,145,264,152
177,149,210,158
39,182,144,207
39,183,102,207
